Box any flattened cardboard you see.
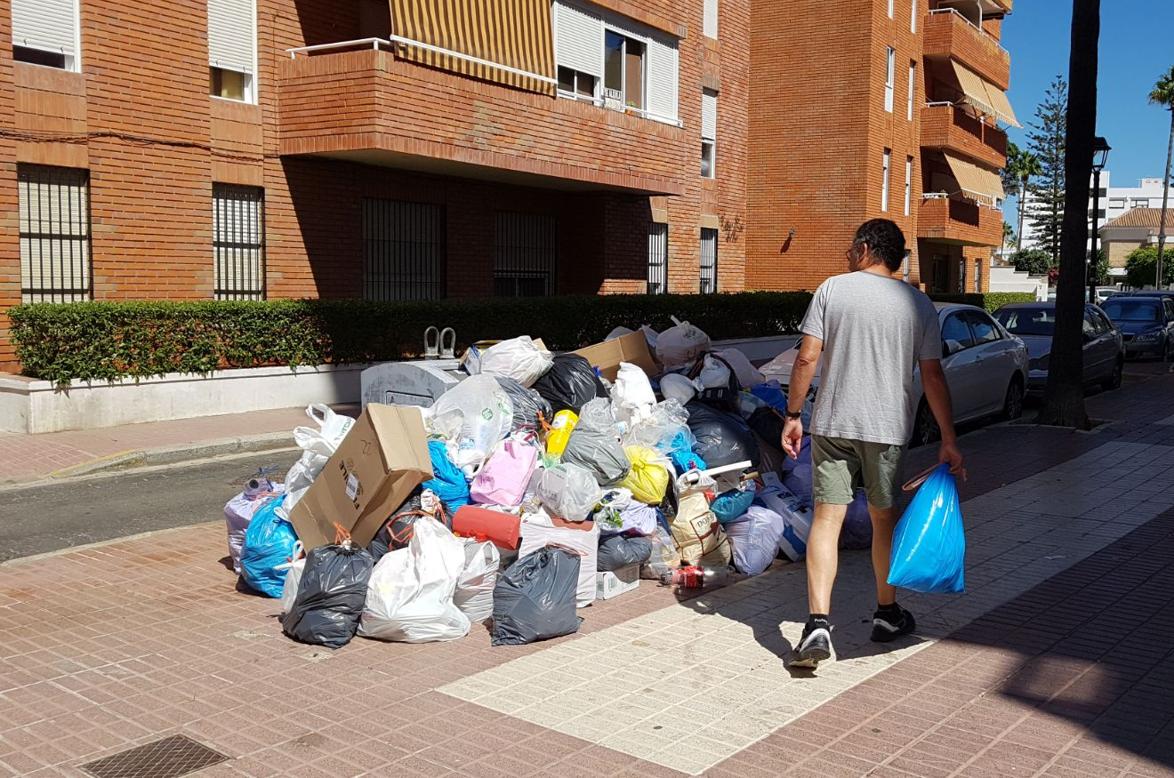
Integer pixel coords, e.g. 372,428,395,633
574,331,658,382
288,404,433,550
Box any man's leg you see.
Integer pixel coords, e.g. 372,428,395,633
863,443,915,642
867,503,898,607
807,502,849,614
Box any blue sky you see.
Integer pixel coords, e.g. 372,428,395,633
1003,1,1173,191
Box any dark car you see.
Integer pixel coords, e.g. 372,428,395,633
1101,296,1174,361
993,302,1124,396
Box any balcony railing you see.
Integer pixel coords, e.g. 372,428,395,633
927,9,1008,55
920,195,1003,247
923,8,1011,90
921,102,1007,169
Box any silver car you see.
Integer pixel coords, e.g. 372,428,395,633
993,302,1125,392
760,303,1029,447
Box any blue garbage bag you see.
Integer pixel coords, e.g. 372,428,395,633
781,436,813,508
664,428,707,474
839,489,873,550
421,440,470,511
241,497,299,598
888,464,965,593
712,488,756,524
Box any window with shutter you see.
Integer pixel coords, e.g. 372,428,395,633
701,88,717,178
703,0,718,38
208,0,256,102
12,0,79,70
495,213,557,297
362,200,445,301
881,149,891,212
19,165,91,303
213,185,266,300
884,47,895,113
700,228,718,293
645,38,678,123
648,223,668,294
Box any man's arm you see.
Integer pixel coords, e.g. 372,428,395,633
781,334,822,459
919,358,965,474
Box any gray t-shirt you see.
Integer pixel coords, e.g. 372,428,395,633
800,272,942,446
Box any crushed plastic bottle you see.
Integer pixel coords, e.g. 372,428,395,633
666,565,732,591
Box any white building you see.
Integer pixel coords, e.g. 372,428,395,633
1017,171,1171,250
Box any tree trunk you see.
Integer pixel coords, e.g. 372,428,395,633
1156,109,1173,288
1017,177,1027,252
1038,0,1099,430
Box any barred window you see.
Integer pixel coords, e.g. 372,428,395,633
213,184,265,300
362,199,445,301
700,227,718,293
648,223,668,294
495,212,556,297
19,164,92,303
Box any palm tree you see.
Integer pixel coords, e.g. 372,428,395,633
1038,0,1099,430
1003,142,1044,251
1149,65,1174,289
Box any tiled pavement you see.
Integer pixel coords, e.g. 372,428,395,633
0,367,1172,777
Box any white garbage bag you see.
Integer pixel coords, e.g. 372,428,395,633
425,374,514,477
725,505,785,576
535,463,604,521
659,373,697,407
697,354,734,390
282,404,356,505
613,362,656,424
454,539,500,623
656,318,711,372
519,520,601,608
225,478,285,575
277,542,305,615
715,348,765,389
478,336,554,388
359,519,471,643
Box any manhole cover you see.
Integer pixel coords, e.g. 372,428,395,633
81,735,228,778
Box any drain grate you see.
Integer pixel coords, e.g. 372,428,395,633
81,735,228,778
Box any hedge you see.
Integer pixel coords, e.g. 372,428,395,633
9,290,1040,386
929,292,1037,312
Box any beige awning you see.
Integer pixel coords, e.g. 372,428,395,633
944,152,1004,202
391,0,556,95
984,83,1021,127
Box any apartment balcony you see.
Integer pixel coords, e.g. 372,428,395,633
276,45,688,196
923,9,1011,90
919,196,1004,247
920,103,1007,170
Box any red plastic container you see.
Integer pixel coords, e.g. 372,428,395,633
452,506,522,550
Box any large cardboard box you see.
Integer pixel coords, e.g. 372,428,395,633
288,404,433,550
574,331,658,382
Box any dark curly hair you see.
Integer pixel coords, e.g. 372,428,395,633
854,219,906,272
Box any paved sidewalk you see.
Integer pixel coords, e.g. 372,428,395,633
0,405,356,485
0,370,1172,777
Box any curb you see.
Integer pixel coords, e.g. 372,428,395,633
4,432,297,485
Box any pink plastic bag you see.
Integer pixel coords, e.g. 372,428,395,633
469,439,538,507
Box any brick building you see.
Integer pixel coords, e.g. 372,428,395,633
0,0,1014,369
0,0,750,367
746,0,1014,295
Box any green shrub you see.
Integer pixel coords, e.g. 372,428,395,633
929,292,1037,313
9,293,815,386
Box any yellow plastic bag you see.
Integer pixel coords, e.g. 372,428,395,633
544,410,579,457
619,446,671,505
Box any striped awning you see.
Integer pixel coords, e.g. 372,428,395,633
950,60,1020,128
944,152,1005,203
391,0,556,95
984,83,1021,128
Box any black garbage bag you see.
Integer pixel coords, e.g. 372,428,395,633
495,376,554,431
597,534,653,572
491,547,583,646
282,541,374,649
747,406,785,449
532,354,608,415
686,400,761,468
368,492,438,563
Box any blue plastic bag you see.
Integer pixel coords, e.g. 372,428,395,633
888,464,965,593
241,497,299,598
663,428,707,474
781,436,813,508
422,440,470,511
712,488,756,524
839,489,873,550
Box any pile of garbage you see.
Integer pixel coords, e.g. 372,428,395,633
223,321,873,650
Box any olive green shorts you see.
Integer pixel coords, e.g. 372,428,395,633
810,435,905,509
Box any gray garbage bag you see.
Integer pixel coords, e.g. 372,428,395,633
561,399,630,486
495,376,554,431
282,540,374,649
597,534,653,572
491,547,583,646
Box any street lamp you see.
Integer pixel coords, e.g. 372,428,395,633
1089,136,1111,304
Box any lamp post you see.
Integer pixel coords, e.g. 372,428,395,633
1089,136,1111,303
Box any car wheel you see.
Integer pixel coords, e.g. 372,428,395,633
910,400,940,448
1003,377,1025,420
1103,358,1123,390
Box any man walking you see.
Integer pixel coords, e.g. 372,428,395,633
781,218,963,669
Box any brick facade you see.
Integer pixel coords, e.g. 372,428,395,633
0,0,751,368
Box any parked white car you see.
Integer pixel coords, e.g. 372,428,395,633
761,303,1029,447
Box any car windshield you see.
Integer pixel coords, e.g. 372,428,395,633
995,308,1055,336
1102,300,1160,322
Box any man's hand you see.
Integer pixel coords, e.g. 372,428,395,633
938,440,965,478
782,418,803,459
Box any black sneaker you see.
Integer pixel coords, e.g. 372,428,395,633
871,606,916,643
791,623,833,668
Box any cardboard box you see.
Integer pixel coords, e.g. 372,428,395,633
288,404,433,550
596,565,641,600
574,331,658,382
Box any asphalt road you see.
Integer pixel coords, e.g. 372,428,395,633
0,452,293,563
